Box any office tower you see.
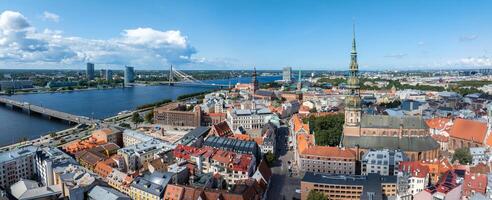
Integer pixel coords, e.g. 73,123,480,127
283,67,292,83
86,62,95,80
124,66,135,86
106,69,113,81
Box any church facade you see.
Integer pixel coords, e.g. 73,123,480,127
341,28,439,161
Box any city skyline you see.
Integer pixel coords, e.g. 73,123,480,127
0,0,491,70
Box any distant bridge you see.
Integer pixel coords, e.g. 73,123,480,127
0,97,97,125
167,66,232,88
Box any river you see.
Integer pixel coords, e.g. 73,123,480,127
0,76,281,146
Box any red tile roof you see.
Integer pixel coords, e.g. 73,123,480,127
399,161,430,178
300,146,356,159
449,118,488,143
462,173,488,197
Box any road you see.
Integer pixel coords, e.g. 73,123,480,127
267,125,301,200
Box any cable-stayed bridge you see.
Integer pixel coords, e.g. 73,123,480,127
167,66,232,88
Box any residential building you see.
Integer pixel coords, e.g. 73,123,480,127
124,66,134,86
283,67,292,83
298,146,356,175
470,147,490,165
414,170,463,200
56,165,97,200
92,128,123,147
0,80,33,91
301,172,398,200
130,171,173,200
107,169,133,196
87,62,95,80
462,173,488,199
361,149,407,176
118,139,175,171
203,136,260,160
88,185,131,200
9,179,62,200
122,129,154,147
35,146,77,186
0,146,37,189
74,143,120,170
106,69,113,81
398,161,430,195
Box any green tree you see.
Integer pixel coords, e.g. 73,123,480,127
307,190,328,200
309,113,344,146
452,148,472,164
144,111,154,123
131,112,144,124
119,123,131,129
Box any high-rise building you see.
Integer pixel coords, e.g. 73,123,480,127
100,69,106,79
124,66,134,86
106,69,113,81
282,67,292,83
86,62,95,80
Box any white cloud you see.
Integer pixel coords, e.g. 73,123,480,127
459,35,478,42
0,10,199,69
42,11,59,22
417,41,425,46
448,56,492,67
384,53,407,59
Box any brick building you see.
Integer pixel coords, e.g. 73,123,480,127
154,103,202,127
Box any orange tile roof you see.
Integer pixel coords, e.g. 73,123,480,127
292,114,310,134
163,184,185,200
297,133,314,154
425,117,451,129
449,118,488,143
300,146,356,159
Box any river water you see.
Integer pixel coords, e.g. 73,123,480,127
0,76,280,146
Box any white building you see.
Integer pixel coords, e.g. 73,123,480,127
122,129,154,147
35,146,77,186
0,146,37,189
361,149,407,176
117,139,175,171
226,107,274,130
470,147,490,165
399,162,430,195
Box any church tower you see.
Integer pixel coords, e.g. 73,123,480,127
251,67,259,93
344,24,362,132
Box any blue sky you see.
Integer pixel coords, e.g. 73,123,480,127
0,0,491,70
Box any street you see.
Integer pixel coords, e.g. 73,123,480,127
267,125,301,200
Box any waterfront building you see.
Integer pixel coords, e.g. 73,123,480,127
35,146,77,186
130,171,173,200
154,103,202,127
361,149,407,176
100,69,106,79
298,146,356,175
124,66,134,86
0,80,33,91
0,146,37,189
87,62,95,80
283,66,292,83
341,27,439,161
106,69,113,81
300,172,398,200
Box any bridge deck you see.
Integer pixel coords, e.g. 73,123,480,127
0,97,94,124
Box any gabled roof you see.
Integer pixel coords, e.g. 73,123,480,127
449,118,488,143
211,121,232,137
425,117,452,130
300,146,356,159
399,161,430,178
